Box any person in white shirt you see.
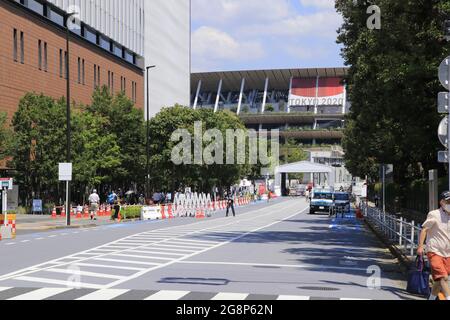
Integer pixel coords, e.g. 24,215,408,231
418,191,450,301
88,189,100,221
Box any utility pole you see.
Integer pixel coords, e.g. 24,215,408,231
65,12,77,226
146,65,156,200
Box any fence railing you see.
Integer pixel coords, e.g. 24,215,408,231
362,203,422,259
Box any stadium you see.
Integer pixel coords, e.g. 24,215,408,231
190,68,353,191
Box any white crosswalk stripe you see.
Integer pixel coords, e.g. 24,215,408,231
144,290,190,300
76,289,130,300
0,287,369,301
212,292,249,300
8,288,72,300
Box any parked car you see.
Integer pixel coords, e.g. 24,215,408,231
309,189,334,215
333,192,351,213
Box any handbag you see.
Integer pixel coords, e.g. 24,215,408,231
406,255,431,296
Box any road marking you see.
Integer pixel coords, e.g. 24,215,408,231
36,238,45,240
0,201,295,286
144,290,190,300
14,276,104,289
111,253,173,261
76,289,130,300
21,240,30,243
5,243,16,246
212,292,249,300
75,263,145,271
127,250,185,257
152,244,198,251
46,268,125,280
103,207,305,290
277,295,310,300
8,288,72,300
93,258,161,266
176,261,368,272
0,287,12,292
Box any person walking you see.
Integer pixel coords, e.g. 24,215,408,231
88,189,100,221
225,192,236,217
418,191,450,301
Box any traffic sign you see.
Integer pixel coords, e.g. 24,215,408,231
58,163,72,181
438,117,449,148
0,178,13,190
438,92,450,113
439,57,450,90
438,151,449,163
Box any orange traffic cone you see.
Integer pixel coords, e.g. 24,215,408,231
106,205,112,217
51,207,57,219
168,204,173,219
61,206,66,217
76,208,82,219
161,205,167,219
83,205,89,219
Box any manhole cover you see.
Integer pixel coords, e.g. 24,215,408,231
298,286,341,292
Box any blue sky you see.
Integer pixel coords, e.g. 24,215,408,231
191,0,344,72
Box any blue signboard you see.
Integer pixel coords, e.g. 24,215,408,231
32,199,43,213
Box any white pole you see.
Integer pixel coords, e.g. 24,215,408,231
261,77,269,114
2,189,7,226
214,79,223,113
193,80,202,110
237,78,245,115
66,180,70,226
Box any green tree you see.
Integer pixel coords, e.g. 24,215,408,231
0,112,11,162
87,87,145,189
148,106,251,193
336,0,449,189
9,93,66,204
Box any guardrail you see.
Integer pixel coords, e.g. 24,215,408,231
362,204,422,259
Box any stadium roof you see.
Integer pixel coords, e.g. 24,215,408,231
191,67,349,92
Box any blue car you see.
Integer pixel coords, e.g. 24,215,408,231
309,189,334,215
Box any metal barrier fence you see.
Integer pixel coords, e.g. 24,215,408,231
362,204,422,259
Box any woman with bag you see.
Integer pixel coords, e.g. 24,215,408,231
417,191,450,301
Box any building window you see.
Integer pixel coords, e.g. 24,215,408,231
20,31,24,64
38,40,42,70
78,58,81,84
64,51,67,79
43,42,47,72
13,29,18,62
94,64,97,88
97,65,100,86
108,71,111,90
59,49,63,78
82,59,85,85
111,72,114,93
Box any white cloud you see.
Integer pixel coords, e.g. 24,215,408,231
299,0,336,10
239,10,342,38
192,26,265,71
192,0,291,25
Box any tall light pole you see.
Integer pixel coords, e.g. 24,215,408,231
146,65,156,200
65,12,77,226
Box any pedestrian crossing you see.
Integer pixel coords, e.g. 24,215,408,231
0,201,302,291
0,287,371,301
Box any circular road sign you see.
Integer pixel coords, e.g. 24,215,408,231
439,57,450,90
438,116,449,148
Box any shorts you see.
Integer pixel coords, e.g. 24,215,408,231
90,203,99,215
427,253,450,281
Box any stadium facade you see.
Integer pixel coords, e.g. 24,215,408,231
191,68,353,189
0,0,191,120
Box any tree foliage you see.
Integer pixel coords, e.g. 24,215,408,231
148,106,252,193
336,0,450,185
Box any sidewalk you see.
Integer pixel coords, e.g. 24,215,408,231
14,214,116,235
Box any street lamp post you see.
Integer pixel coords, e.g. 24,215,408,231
65,12,77,226
146,65,156,200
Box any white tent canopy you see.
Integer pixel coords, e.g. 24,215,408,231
275,161,333,175
274,161,335,196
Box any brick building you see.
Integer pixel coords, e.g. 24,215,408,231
0,0,145,120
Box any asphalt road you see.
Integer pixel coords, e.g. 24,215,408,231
0,198,418,300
